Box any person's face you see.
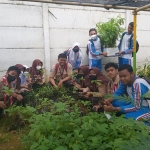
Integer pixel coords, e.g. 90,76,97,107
89,69,96,75
58,58,67,66
37,62,42,67
21,68,25,72
78,69,84,74
73,46,79,53
73,69,78,75
106,67,118,79
119,69,134,85
26,68,29,72
6,70,18,78
89,30,97,36
128,25,133,34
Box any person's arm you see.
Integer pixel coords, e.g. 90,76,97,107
64,49,70,56
121,38,133,54
37,75,45,85
49,66,58,87
12,92,23,101
75,52,82,68
49,77,57,87
119,82,143,113
0,80,4,100
92,84,107,98
58,64,72,87
104,82,126,103
61,75,72,83
88,42,100,56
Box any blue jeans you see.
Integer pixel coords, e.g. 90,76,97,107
118,57,131,67
89,59,102,71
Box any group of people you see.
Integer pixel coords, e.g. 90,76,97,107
0,59,45,115
49,53,150,121
65,22,134,71
1,21,150,122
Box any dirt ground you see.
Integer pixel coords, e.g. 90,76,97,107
0,127,23,150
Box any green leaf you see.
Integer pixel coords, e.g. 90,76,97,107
72,144,80,150
30,142,39,150
55,146,67,150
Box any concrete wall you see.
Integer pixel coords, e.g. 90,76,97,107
0,1,150,81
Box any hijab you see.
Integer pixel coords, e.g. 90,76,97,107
87,67,110,92
68,42,82,69
78,66,89,88
29,59,43,77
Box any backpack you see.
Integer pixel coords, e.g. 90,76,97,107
121,32,139,57
138,75,150,85
55,63,68,74
86,35,103,55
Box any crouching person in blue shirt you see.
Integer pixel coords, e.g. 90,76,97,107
103,64,150,121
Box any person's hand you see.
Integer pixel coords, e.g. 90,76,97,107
93,105,101,111
65,49,69,53
103,102,115,112
36,75,41,80
118,52,122,56
75,84,82,90
104,98,112,105
102,52,107,57
0,101,6,109
84,92,93,99
17,94,23,101
54,85,58,89
58,81,63,88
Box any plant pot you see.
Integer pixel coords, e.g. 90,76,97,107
104,47,118,57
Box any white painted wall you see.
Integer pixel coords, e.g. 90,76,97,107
0,1,150,81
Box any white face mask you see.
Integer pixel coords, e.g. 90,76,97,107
23,71,28,76
21,71,23,75
90,34,97,40
36,66,42,70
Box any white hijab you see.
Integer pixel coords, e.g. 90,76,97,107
68,42,82,69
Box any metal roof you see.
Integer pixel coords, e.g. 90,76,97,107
19,0,150,11
57,0,150,7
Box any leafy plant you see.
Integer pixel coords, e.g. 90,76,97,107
5,105,36,130
91,80,101,86
137,57,150,78
96,15,124,48
3,86,14,96
22,105,150,150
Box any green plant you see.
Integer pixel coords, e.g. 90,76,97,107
91,80,101,86
2,86,14,96
0,133,9,143
22,104,150,150
5,105,36,130
137,57,150,78
96,15,124,48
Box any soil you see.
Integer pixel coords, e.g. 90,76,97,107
0,127,23,150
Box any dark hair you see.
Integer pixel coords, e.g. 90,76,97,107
129,22,134,28
118,64,133,73
105,62,118,70
73,67,78,70
89,28,97,34
7,66,21,75
58,53,67,59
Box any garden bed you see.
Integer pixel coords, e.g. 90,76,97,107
1,85,150,150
